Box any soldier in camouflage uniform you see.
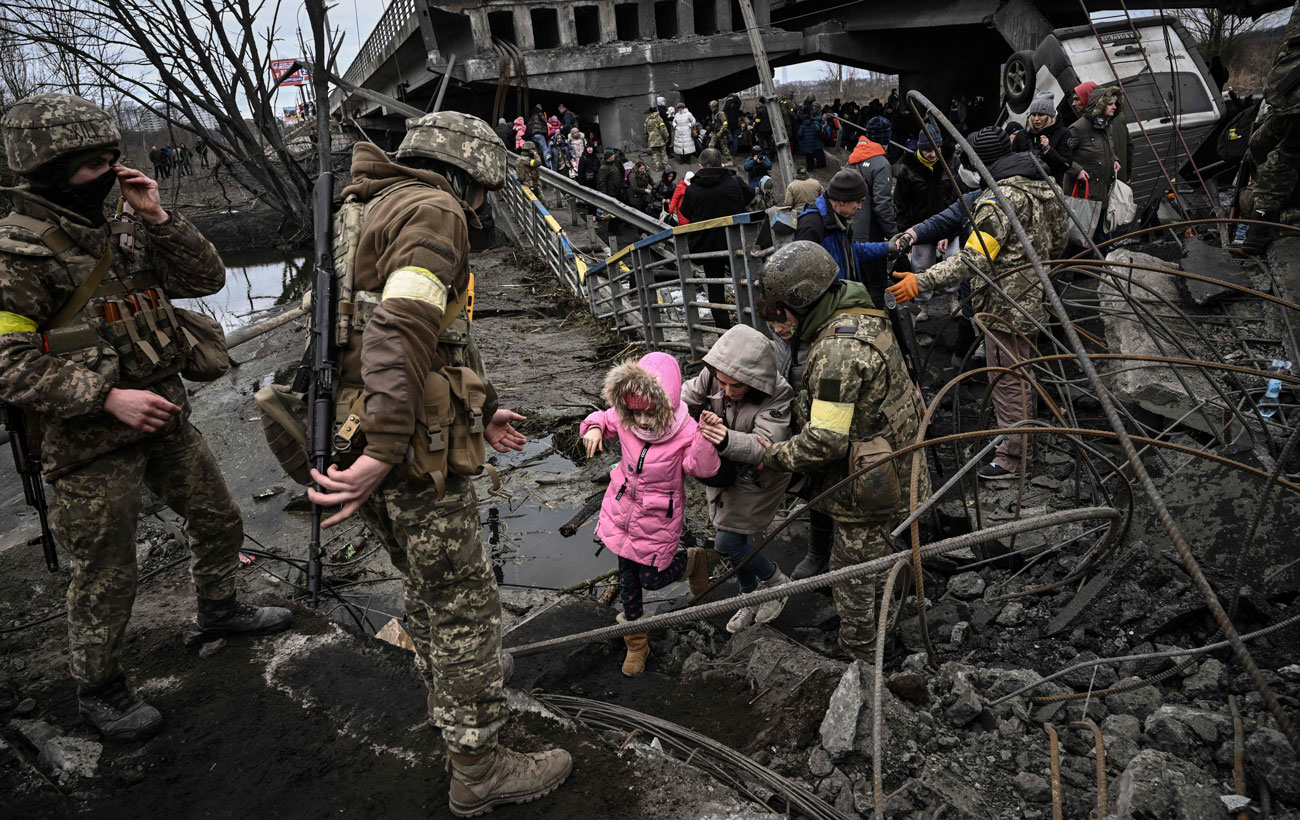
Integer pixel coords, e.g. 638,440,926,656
708,100,733,166
1245,1,1300,255
0,94,292,742
644,105,670,174
889,126,1069,479
515,143,543,197
758,241,930,661
304,112,570,817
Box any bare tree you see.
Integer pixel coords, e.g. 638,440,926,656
1174,9,1267,65
0,0,344,236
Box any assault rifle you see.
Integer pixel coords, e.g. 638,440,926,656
292,172,336,605
3,404,59,572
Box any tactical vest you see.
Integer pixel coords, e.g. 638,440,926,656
0,205,210,389
329,180,490,496
807,308,929,518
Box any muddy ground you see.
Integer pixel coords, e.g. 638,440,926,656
2,160,1300,819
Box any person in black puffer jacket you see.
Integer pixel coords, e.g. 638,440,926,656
893,123,959,270
576,143,601,189
1011,93,1072,179
680,147,752,329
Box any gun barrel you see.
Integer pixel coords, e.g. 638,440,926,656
305,170,337,606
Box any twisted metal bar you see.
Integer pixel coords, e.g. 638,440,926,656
906,90,1298,755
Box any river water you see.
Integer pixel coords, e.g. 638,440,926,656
177,248,310,332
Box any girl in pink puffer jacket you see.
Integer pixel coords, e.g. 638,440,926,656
581,352,722,676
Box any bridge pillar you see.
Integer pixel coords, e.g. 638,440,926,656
639,3,656,41
559,6,578,47
469,9,491,51
676,0,694,40
716,0,732,34
513,7,535,51
598,1,618,42
598,95,650,152
991,0,1053,52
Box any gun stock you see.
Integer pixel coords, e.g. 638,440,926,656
3,404,58,572
305,172,336,605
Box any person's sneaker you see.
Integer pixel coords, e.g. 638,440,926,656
448,745,573,817
977,462,1017,481
78,676,164,742
196,594,293,637
726,606,757,634
755,568,791,624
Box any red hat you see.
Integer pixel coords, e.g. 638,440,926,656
1073,81,1097,108
623,392,655,411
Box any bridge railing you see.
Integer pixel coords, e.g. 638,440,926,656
335,0,419,104
497,160,769,361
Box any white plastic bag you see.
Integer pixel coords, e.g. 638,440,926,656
1106,179,1137,232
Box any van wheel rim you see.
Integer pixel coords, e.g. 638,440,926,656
1007,64,1027,96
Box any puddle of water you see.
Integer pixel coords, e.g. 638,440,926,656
483,438,613,591
176,248,309,333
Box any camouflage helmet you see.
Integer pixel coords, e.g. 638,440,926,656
2,93,121,175
394,111,505,190
759,240,840,311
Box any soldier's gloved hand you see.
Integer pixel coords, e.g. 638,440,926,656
486,409,527,453
582,428,605,459
103,387,179,432
888,270,920,303
309,455,394,528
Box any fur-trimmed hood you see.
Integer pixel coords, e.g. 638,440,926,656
1086,86,1122,119
602,351,685,438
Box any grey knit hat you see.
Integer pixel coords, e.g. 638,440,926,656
1028,92,1056,118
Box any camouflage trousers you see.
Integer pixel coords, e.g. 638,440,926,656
829,517,901,661
49,421,241,687
1250,112,1300,213
710,135,733,166
648,146,668,175
360,474,507,755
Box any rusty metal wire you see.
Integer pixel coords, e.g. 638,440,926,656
1045,722,1064,820
1071,718,1108,819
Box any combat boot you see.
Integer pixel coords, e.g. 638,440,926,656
684,547,710,596
196,594,293,637
78,675,164,742
791,524,833,579
621,632,650,676
447,744,573,817
1242,210,1280,256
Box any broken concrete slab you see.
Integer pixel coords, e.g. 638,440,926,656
1179,237,1252,307
39,736,102,780
1114,749,1227,820
1098,249,1243,439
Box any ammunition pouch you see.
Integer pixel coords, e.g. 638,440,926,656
847,435,902,512
254,384,312,486
174,307,230,382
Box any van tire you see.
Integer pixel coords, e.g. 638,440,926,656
1003,50,1036,112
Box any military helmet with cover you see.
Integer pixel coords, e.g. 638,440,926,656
393,111,505,191
759,240,840,311
2,93,121,176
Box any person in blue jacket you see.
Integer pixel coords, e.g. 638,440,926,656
794,168,889,305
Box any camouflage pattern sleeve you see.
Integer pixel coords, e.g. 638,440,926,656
0,253,113,416
915,199,1005,294
145,211,227,299
764,337,884,474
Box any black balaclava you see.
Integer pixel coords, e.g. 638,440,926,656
28,147,121,226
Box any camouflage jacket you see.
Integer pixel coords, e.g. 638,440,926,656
0,190,224,477
709,112,729,145
644,112,668,148
914,174,1067,335
515,153,542,184
764,307,929,523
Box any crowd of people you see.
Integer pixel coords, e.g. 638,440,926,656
148,140,208,180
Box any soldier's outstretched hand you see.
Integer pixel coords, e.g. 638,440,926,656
113,164,167,224
888,270,919,303
486,408,527,452
309,455,394,527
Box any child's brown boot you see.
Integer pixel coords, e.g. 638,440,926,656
685,547,710,596
622,632,649,676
